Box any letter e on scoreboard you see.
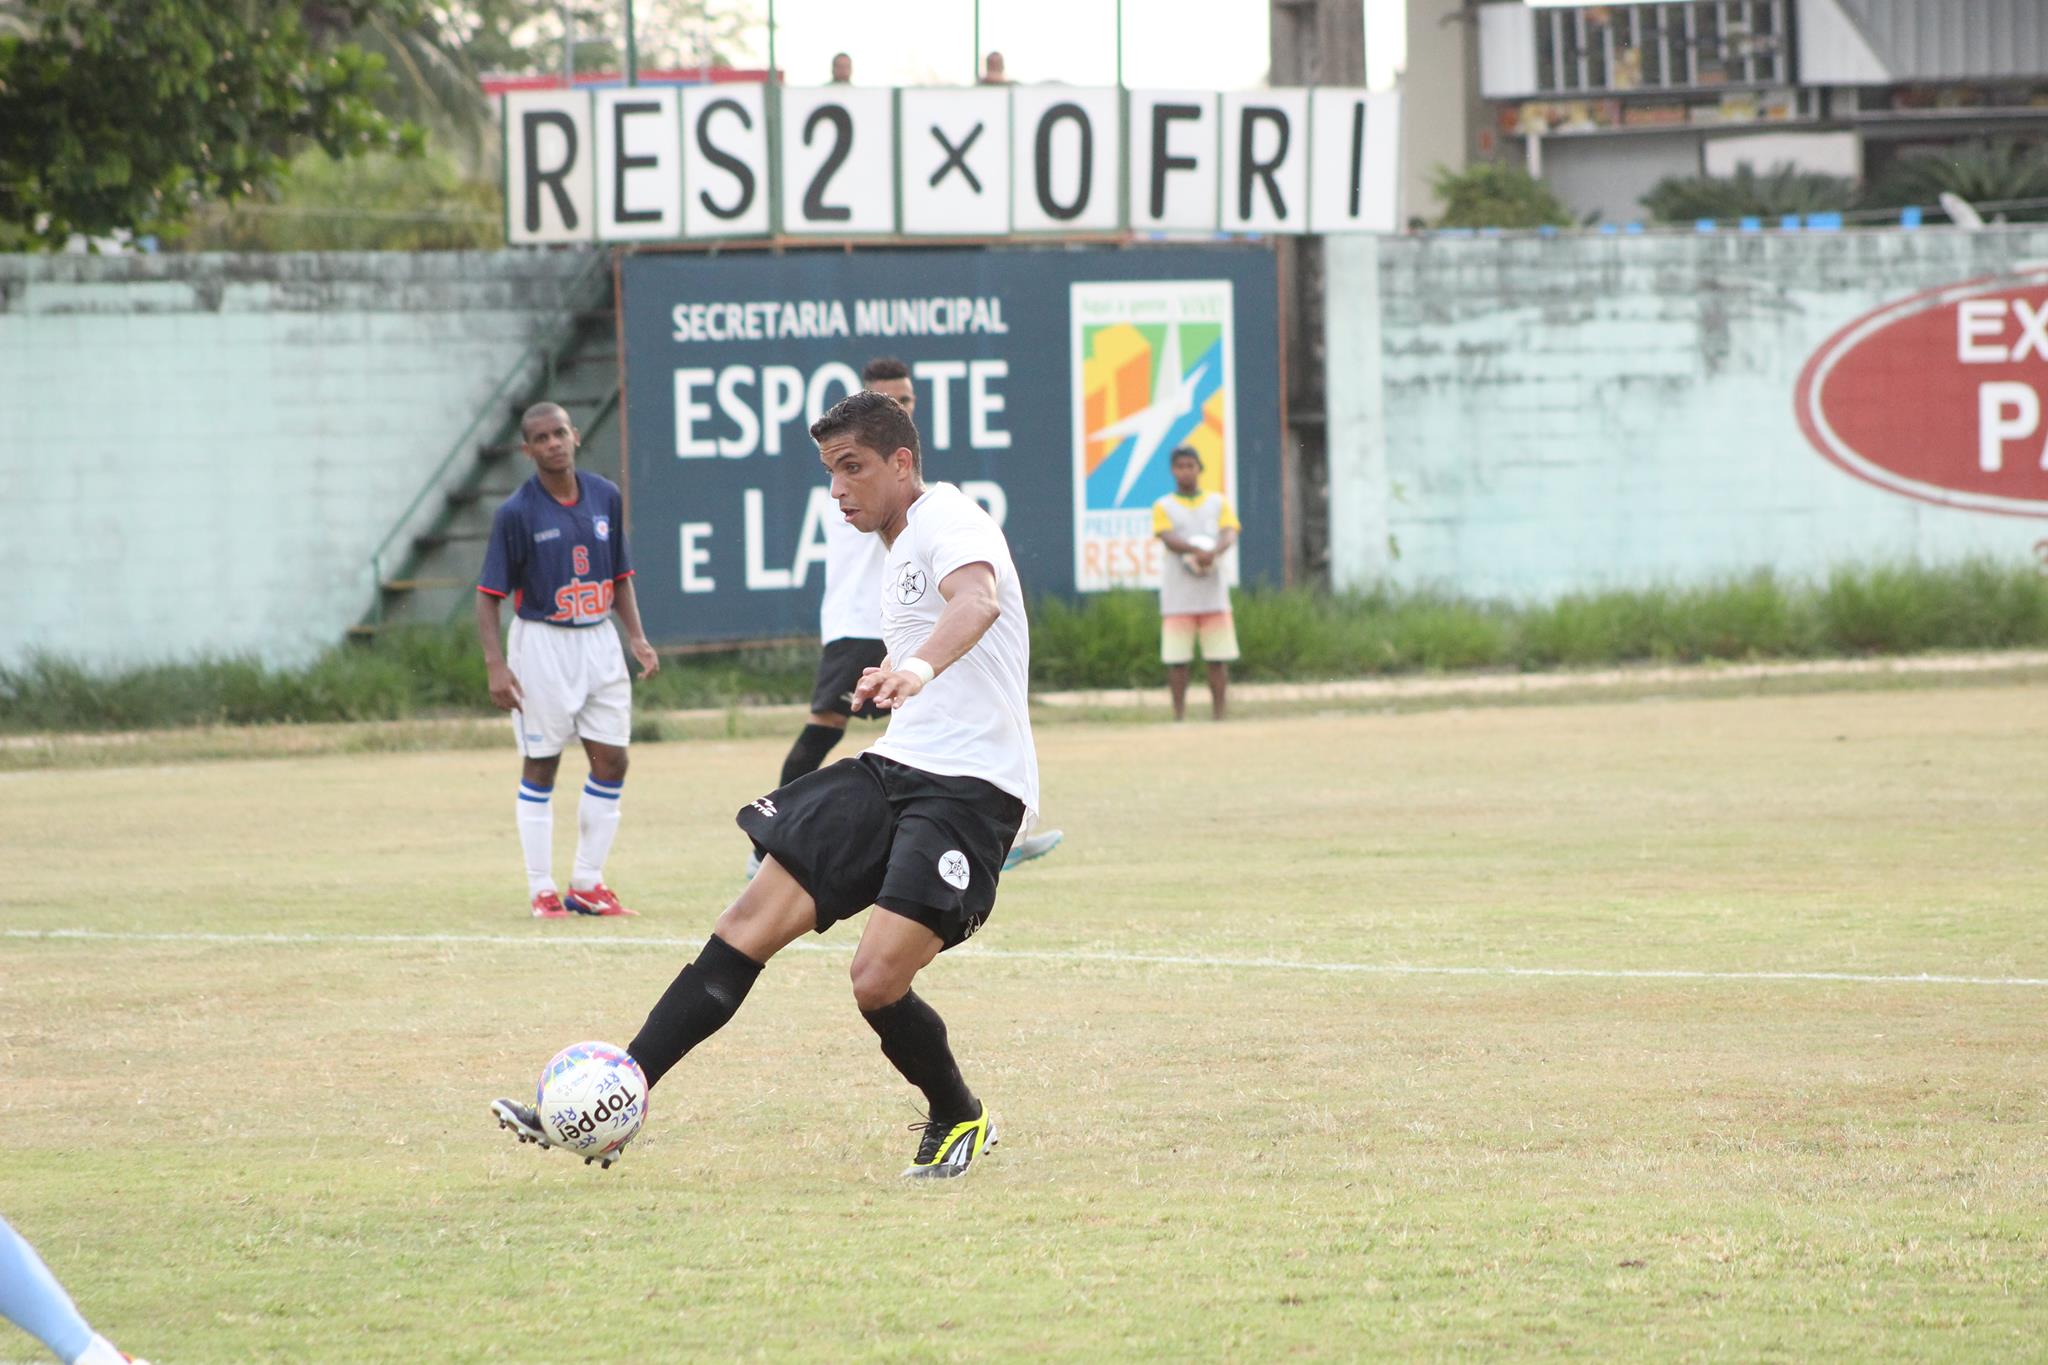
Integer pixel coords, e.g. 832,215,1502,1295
504,90,595,245
595,87,682,241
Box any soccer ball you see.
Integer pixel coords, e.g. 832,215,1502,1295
1181,532,1218,576
536,1041,648,1158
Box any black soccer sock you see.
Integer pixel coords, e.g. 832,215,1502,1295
627,934,764,1088
861,990,978,1124
779,723,846,787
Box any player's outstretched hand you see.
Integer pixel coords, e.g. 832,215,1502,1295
852,664,925,711
487,662,524,711
628,634,661,680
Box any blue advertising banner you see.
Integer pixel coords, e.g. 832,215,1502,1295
618,244,1281,644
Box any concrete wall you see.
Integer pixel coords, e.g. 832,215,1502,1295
1325,227,2048,599
0,251,596,669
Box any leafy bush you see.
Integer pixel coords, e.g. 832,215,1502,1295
173,148,502,252
1861,138,2048,224
1640,162,1856,223
1430,162,1575,230
7,562,2048,732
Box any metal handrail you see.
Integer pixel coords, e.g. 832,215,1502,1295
365,249,612,624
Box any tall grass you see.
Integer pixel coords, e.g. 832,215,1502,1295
5,561,2047,732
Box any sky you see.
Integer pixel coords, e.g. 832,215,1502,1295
713,0,1406,91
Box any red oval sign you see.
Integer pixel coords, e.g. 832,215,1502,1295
1795,268,2048,518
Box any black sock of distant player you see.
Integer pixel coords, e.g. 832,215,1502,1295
627,934,763,1088
861,990,977,1124
779,723,845,787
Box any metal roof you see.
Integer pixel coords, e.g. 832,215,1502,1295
1812,0,2048,82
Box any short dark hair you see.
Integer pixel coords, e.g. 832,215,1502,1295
520,401,570,439
1170,444,1203,468
861,355,910,385
811,389,920,474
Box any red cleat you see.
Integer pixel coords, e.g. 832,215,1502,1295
564,883,637,917
531,890,572,919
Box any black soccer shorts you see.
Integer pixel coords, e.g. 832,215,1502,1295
809,636,889,719
736,752,1025,950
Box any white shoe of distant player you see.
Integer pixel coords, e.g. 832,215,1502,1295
1002,829,1064,872
745,848,763,879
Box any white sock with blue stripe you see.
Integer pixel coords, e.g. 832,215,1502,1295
517,780,555,897
571,776,624,891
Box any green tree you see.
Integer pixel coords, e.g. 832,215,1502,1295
0,0,421,247
176,146,502,251
449,0,753,78
1640,163,1856,223
1861,138,2048,224
1430,161,1575,230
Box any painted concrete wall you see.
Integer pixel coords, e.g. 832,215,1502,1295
1325,227,2048,599
0,251,596,669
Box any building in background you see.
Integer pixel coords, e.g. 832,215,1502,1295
1404,0,2048,226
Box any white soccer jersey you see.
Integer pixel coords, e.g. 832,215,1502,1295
867,482,1039,820
818,511,885,643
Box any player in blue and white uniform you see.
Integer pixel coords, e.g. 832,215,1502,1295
475,402,660,919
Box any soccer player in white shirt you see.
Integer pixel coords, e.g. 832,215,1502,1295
495,391,1036,1179
756,357,1059,877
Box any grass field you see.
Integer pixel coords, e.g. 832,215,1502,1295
3,684,2045,1361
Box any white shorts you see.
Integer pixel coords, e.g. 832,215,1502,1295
508,617,632,757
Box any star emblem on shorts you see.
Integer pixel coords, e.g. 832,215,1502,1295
937,849,970,890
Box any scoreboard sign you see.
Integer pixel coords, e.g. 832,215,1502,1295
617,245,1282,644
506,85,1399,244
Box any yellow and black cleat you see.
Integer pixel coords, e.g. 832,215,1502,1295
901,1102,997,1180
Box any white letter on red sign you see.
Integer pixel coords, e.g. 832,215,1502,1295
1978,381,2040,471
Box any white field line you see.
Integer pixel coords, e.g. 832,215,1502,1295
3,928,2043,989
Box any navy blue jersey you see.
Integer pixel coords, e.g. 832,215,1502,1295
478,472,634,627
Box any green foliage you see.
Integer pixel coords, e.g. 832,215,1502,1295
174,147,502,251
450,0,753,78
1429,161,1574,230
1861,138,2048,224
1639,162,1857,223
7,563,2048,733
0,0,423,246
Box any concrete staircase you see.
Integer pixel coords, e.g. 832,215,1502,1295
352,268,622,638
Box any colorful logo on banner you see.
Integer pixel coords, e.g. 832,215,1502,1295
1069,280,1237,590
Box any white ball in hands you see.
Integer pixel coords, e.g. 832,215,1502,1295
1180,533,1218,576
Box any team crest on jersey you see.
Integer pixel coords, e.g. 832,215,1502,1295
594,516,611,541
893,566,928,604
937,849,970,891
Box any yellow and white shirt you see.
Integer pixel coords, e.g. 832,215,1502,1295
1151,490,1240,616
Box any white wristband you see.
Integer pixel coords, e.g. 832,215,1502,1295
901,656,936,685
